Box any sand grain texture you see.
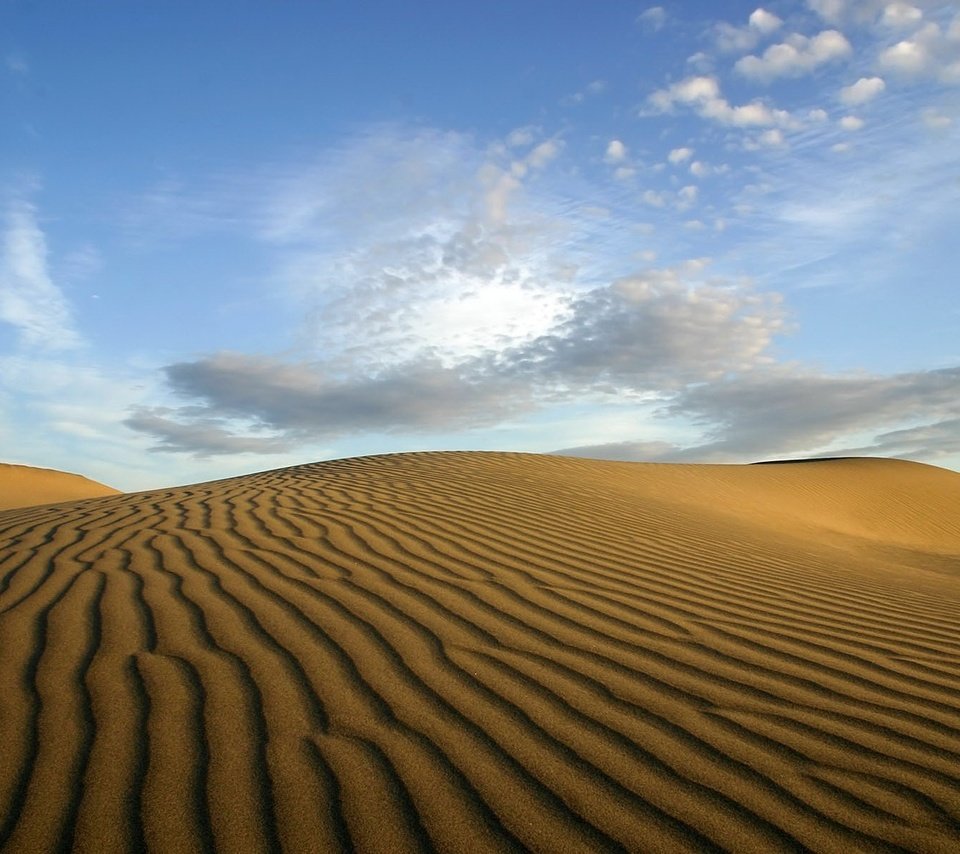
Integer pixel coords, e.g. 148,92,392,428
1,451,959,852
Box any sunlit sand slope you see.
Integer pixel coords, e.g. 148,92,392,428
0,463,119,511
1,452,959,852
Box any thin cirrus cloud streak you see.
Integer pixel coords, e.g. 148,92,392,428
0,199,81,351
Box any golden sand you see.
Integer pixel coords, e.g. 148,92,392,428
1,451,958,852
0,463,119,511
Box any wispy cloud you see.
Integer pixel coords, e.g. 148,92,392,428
5,52,29,76
0,198,81,350
637,7,667,33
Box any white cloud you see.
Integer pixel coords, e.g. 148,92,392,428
605,139,628,163
686,51,713,72
506,126,536,148
714,8,784,54
879,21,960,83
668,146,694,164
839,76,886,105
637,6,666,32
642,189,667,208
648,75,792,127
922,108,952,129
650,75,721,107
1,200,81,351
881,2,923,28
881,35,931,73
807,0,847,24
689,160,710,177
839,115,865,130
749,9,784,35
481,137,562,224
759,128,786,146
736,30,853,81
677,185,698,209
527,139,561,169
613,166,636,181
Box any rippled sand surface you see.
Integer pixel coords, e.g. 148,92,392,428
1,452,959,852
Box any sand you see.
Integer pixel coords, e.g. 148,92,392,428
0,463,120,511
1,451,959,852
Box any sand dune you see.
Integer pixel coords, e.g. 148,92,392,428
0,463,119,511
1,451,959,852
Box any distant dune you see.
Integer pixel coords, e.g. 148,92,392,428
0,463,120,511
1,451,959,852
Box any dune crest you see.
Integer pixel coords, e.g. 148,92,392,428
1,451,959,852
0,463,120,511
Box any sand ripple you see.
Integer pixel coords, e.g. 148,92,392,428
1,452,959,852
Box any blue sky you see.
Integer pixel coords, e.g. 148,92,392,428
2,0,959,490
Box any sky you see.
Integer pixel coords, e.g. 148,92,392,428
2,0,959,491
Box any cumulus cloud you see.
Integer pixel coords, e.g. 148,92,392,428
879,20,960,83
805,0,894,25
750,8,784,35
605,139,628,163
1,200,82,351
881,3,923,28
735,30,853,81
839,76,886,104
714,8,784,54
668,146,694,164
807,0,847,24
758,128,786,146
648,75,792,127
839,115,865,130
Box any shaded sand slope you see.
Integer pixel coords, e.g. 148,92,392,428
0,463,119,511
1,452,960,852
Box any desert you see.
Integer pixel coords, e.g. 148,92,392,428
1,451,958,852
